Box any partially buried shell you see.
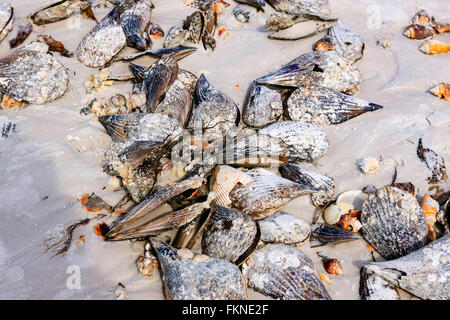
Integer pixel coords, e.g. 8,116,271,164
287,85,383,126
150,237,247,300
259,211,310,244
257,51,361,95
327,21,364,63
0,2,13,44
279,164,334,207
361,186,429,260
229,168,319,219
202,205,259,264
241,243,331,300
77,0,153,67
31,0,95,25
0,44,69,104
242,81,283,128
417,138,448,184
362,233,450,300
359,266,399,300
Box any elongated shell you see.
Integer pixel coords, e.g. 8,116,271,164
363,233,450,300
279,164,334,207
242,244,331,300
259,211,310,244
154,79,191,128
229,168,319,219
310,223,361,247
0,47,68,104
265,0,331,19
257,51,361,95
259,121,329,162
419,39,450,55
150,238,247,300
268,20,335,40
31,0,93,25
202,205,258,263
287,86,383,125
359,266,399,300
361,186,428,260
242,81,283,128
327,21,364,63
210,165,252,206
0,3,13,43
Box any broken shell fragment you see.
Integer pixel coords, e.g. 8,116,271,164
361,186,429,260
314,36,334,51
9,18,32,49
241,244,331,300
80,193,112,212
31,0,95,25
137,254,159,277
327,21,365,63
210,165,252,207
421,193,439,240
359,157,380,175
359,266,399,300
321,257,343,275
259,211,310,244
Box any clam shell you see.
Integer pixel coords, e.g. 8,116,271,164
210,165,252,207
229,168,319,219
259,211,310,244
242,244,331,300
327,21,364,63
363,233,450,300
150,238,247,300
279,164,335,207
31,0,92,26
202,205,258,263
361,186,428,260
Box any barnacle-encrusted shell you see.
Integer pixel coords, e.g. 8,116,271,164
257,51,361,95
259,211,311,244
150,238,247,300
327,21,364,63
229,168,318,219
279,164,334,207
363,233,450,300
359,266,399,300
202,205,258,263
0,47,68,104
242,81,283,128
241,243,331,300
287,86,383,126
0,2,13,43
361,186,428,260
210,165,252,207
259,121,329,162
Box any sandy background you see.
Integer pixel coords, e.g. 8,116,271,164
0,0,449,299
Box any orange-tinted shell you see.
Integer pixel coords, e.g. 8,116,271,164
337,212,362,232
420,40,450,55
430,82,450,101
94,222,110,238
403,24,434,39
314,37,334,51
322,258,343,275
1,94,24,109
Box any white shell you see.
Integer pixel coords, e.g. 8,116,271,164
323,204,341,224
259,211,311,244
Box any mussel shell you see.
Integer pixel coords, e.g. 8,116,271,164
241,243,331,300
361,186,428,260
310,223,361,247
259,211,310,244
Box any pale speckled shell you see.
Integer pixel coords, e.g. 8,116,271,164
0,48,68,104
417,139,448,183
259,121,329,162
259,211,311,244
328,21,364,63
266,0,331,18
210,165,252,207
361,186,428,260
242,243,331,300
363,233,450,300
150,238,247,300
202,205,258,263
268,20,335,40
0,2,13,43
359,266,399,300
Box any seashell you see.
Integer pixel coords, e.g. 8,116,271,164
336,189,368,211
172,208,213,249
1,94,24,110
429,82,450,101
411,9,434,26
77,0,153,68
177,69,198,98
257,51,361,95
265,12,304,31
421,193,439,240
241,243,331,300
361,186,429,260
279,164,335,207
419,39,450,55
229,168,319,219
403,24,434,40
359,266,399,300
9,18,32,49
234,0,265,11
233,5,252,23
327,21,364,63
323,204,341,225
0,2,13,44
121,45,197,62
242,81,283,128
286,85,383,126
259,211,310,244
150,237,247,300
136,254,159,277
154,79,191,128
362,233,450,300
108,94,127,108
80,193,112,212
319,255,343,275
164,25,188,48
39,35,73,57
377,37,391,49
265,0,332,20
0,45,69,104
417,138,448,184
31,0,95,26
202,205,259,264
268,20,335,40
310,223,361,247
336,211,362,233
149,23,164,39
314,36,334,51
359,157,380,175
210,165,252,207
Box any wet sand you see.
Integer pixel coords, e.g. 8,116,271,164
0,0,449,299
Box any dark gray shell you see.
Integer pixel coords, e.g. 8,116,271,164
77,0,153,67
229,168,319,219
417,138,448,184
0,47,68,104
361,186,428,260
310,223,361,247
233,5,253,23
154,79,191,128
327,21,364,63
259,211,310,244
202,205,258,263
0,2,13,43
279,164,334,207
257,51,361,95
359,266,399,300
258,121,329,162
242,81,283,128
287,85,383,126
241,243,331,300
363,234,450,300
235,0,265,12
150,238,247,300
